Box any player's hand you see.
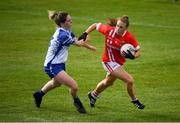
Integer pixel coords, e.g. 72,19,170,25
88,45,97,51
78,32,88,41
125,50,135,59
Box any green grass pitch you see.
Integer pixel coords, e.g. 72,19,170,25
0,0,180,122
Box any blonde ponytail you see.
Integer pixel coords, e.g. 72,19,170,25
48,10,58,20
47,10,69,27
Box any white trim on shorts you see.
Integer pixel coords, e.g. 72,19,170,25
102,61,121,75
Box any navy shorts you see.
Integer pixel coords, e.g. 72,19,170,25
44,63,66,78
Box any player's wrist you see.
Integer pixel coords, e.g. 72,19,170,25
78,32,88,41
84,32,88,35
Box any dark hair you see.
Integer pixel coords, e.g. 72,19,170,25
120,15,129,27
48,10,69,27
108,15,129,27
108,18,118,27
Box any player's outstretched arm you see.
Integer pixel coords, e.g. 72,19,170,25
75,38,97,51
78,23,97,41
75,23,98,51
82,42,97,51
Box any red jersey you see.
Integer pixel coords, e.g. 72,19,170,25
97,23,140,65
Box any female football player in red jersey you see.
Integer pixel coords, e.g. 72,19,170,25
78,15,145,109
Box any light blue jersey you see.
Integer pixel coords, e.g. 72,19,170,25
44,27,75,67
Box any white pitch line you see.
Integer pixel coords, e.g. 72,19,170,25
2,10,180,29
131,22,180,29
74,16,180,29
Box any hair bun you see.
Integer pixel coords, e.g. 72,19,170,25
122,15,129,20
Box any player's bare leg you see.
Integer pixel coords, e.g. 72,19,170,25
88,75,116,107
33,79,61,108
111,66,145,109
54,71,78,97
41,79,61,93
54,71,86,113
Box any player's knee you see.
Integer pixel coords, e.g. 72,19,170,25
50,80,61,88
70,83,78,93
126,76,134,85
52,80,61,87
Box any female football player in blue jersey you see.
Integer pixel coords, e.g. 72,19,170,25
33,10,96,113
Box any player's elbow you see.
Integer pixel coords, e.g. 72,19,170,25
91,23,98,30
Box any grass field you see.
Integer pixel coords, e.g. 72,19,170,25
0,0,180,122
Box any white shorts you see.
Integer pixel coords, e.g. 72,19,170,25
102,62,121,75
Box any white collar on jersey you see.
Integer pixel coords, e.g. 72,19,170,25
114,29,127,37
122,30,127,37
